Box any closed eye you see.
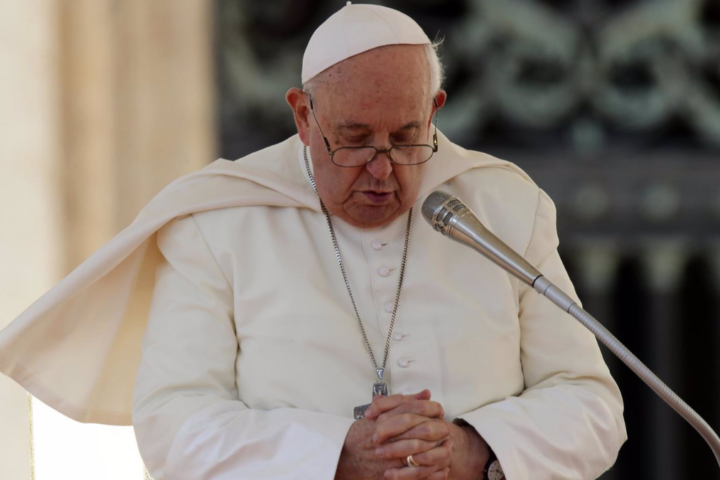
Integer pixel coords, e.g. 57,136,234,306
391,130,419,145
336,123,421,146
343,135,370,145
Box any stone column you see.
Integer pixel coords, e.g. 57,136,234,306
0,0,62,478
59,0,215,271
0,0,214,478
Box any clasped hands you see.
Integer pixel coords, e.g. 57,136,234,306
336,389,489,480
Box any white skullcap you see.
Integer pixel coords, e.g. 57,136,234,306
301,2,431,84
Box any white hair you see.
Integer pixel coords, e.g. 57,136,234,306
425,39,445,97
303,41,445,100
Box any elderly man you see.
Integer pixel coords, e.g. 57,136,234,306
131,4,626,479
0,3,626,480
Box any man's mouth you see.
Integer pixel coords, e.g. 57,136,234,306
362,191,393,203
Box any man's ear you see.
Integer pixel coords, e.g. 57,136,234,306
285,87,311,145
433,90,447,111
428,90,447,128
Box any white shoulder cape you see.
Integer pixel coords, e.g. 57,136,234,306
0,131,532,425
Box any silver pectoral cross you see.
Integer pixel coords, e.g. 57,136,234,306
353,368,388,420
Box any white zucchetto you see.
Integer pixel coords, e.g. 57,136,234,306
301,2,431,84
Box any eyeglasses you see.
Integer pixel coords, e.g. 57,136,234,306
308,95,440,168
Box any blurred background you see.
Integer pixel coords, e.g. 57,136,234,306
1,0,719,479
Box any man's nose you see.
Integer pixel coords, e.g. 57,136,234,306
365,150,393,180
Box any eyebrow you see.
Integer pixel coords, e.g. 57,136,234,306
336,121,422,133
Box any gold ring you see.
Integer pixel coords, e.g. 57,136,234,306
407,455,420,468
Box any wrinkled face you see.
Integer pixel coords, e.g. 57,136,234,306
287,44,444,228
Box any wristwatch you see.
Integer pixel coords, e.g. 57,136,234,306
483,449,504,480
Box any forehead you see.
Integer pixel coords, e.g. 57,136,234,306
315,45,431,126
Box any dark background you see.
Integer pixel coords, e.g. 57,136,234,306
215,1,720,478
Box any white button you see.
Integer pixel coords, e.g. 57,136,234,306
384,302,394,313
393,333,404,341
371,240,384,250
378,267,390,277
398,358,409,368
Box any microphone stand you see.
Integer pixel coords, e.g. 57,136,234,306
532,275,720,468
423,192,720,468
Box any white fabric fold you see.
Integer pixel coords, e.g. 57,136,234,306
0,130,520,425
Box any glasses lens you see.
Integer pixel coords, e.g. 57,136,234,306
332,147,377,167
391,145,435,165
331,145,435,167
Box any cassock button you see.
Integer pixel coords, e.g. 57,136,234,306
384,302,394,313
398,358,409,368
393,333,404,341
378,267,390,277
371,240,385,250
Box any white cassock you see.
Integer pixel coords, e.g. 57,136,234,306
0,131,626,480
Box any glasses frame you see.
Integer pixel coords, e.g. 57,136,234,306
307,94,440,168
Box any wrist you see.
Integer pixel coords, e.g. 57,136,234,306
449,423,489,480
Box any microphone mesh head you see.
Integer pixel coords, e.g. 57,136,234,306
421,190,452,224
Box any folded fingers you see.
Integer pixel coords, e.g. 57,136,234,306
374,413,435,444
386,419,450,443
382,441,453,480
375,399,445,424
365,390,432,420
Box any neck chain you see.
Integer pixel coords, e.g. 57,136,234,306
303,146,413,419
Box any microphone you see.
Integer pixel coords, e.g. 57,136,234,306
421,190,720,467
421,190,576,311
422,191,541,285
